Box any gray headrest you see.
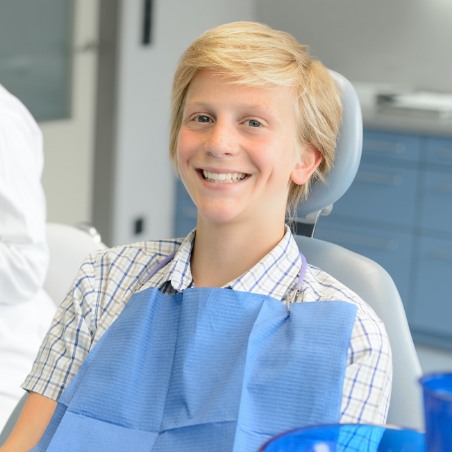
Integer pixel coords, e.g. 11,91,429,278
296,71,363,224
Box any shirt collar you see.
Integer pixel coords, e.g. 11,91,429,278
162,227,303,301
230,227,302,300
168,229,196,292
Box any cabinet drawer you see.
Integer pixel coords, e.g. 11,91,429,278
418,169,452,235
363,130,421,163
314,221,413,305
174,180,196,237
410,236,452,340
424,137,452,166
332,161,418,227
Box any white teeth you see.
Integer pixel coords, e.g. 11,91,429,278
203,171,246,183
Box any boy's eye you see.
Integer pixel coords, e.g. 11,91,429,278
247,119,262,128
194,115,211,123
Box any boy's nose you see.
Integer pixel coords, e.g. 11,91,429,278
205,123,238,157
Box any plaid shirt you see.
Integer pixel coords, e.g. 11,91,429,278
23,228,392,424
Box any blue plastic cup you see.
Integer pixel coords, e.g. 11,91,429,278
259,423,425,451
420,372,452,452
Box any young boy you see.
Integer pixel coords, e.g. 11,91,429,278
1,21,391,452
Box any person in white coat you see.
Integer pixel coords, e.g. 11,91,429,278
0,85,55,429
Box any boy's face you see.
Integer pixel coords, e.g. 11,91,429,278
177,69,320,229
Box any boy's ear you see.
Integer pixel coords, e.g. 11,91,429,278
290,145,323,185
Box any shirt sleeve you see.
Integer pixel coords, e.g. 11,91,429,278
21,243,159,400
0,86,49,304
340,307,393,424
22,255,99,400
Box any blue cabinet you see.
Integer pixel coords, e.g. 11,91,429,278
418,169,452,234
359,130,421,163
315,130,452,350
411,236,452,340
332,160,418,228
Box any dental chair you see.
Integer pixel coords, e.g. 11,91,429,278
44,222,106,305
0,223,106,445
294,71,423,430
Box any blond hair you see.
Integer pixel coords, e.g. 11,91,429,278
170,21,342,211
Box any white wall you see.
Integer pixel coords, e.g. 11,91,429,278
41,0,99,226
99,0,256,246
256,0,452,92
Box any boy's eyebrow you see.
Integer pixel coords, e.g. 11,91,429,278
184,99,273,114
183,100,210,108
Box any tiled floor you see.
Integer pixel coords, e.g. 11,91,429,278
416,344,452,374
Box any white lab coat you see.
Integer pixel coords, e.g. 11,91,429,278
0,85,55,428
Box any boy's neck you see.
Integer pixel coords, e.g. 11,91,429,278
190,219,286,288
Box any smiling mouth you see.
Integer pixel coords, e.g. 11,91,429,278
202,170,247,183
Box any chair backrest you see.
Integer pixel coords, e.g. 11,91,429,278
294,72,423,429
295,235,423,429
44,222,107,305
294,71,363,236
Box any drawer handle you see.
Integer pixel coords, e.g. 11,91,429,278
356,171,402,186
327,231,397,251
428,249,452,262
434,182,452,194
437,148,452,160
364,139,406,155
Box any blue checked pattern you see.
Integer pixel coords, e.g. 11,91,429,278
23,228,392,425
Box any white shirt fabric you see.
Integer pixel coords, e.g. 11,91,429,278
0,85,55,429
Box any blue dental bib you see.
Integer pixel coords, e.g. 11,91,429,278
34,286,356,451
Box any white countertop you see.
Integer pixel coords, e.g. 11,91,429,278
352,82,452,138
